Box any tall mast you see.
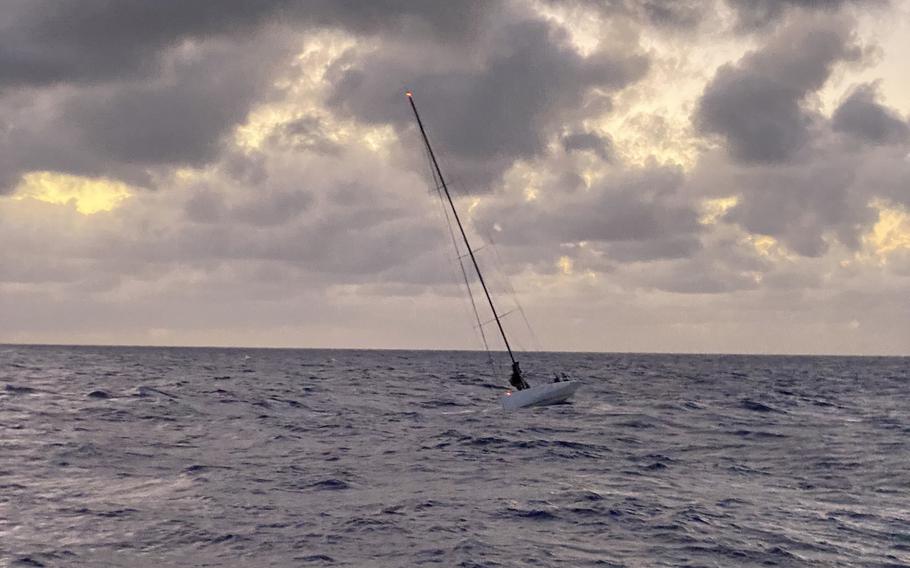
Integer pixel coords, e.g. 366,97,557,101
406,91,516,365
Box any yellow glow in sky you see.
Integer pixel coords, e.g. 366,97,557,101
742,233,796,261
361,125,397,153
867,201,910,259
558,255,574,274
699,196,739,225
13,171,132,214
235,105,299,151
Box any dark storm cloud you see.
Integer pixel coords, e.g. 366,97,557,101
0,1,300,193
0,0,493,90
0,35,292,194
695,14,863,163
832,83,910,145
546,0,708,30
725,0,886,31
68,42,288,167
562,132,614,161
0,0,500,193
0,0,295,88
298,0,492,40
329,16,649,189
0,0,654,198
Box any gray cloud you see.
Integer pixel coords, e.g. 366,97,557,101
725,0,874,31
69,42,290,168
184,190,227,224
0,1,648,196
188,187,314,228
696,14,863,163
687,13,910,258
643,259,761,294
0,27,297,193
0,1,501,193
0,0,496,91
475,165,702,260
298,0,493,41
545,0,710,30
270,116,341,155
0,1,296,89
562,131,614,161
723,159,874,256
238,187,313,227
832,82,909,145
693,117,910,256
603,236,702,263
330,16,649,189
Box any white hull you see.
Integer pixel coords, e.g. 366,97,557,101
500,381,581,410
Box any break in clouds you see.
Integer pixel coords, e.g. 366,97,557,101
1,0,908,354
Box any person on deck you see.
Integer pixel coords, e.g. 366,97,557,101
510,361,530,391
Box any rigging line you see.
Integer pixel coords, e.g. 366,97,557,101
407,91,517,365
474,309,519,329
418,122,497,379
423,142,495,366
485,230,543,352
430,164,498,377
457,245,486,260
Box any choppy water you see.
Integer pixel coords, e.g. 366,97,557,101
1,345,908,567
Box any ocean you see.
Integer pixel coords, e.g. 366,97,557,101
1,345,907,567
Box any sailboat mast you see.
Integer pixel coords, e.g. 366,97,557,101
406,91,516,365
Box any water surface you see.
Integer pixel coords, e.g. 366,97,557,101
1,346,907,567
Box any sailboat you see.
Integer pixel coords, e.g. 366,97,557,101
406,91,581,410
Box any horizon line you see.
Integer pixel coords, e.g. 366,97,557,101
2,341,906,358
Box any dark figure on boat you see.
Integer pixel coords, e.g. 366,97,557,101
510,361,530,391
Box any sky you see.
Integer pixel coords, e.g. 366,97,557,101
1,0,908,355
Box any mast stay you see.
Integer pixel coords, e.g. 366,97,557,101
406,91,517,365
422,141,496,369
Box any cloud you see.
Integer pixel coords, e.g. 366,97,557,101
544,0,710,30
724,0,875,31
71,41,293,167
688,13,910,258
474,164,702,260
0,1,497,193
719,157,875,256
832,82,909,145
0,2,648,195
0,0,497,93
695,13,864,164
329,16,649,189
562,131,614,161
0,26,298,193
269,116,342,155
0,0,296,89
